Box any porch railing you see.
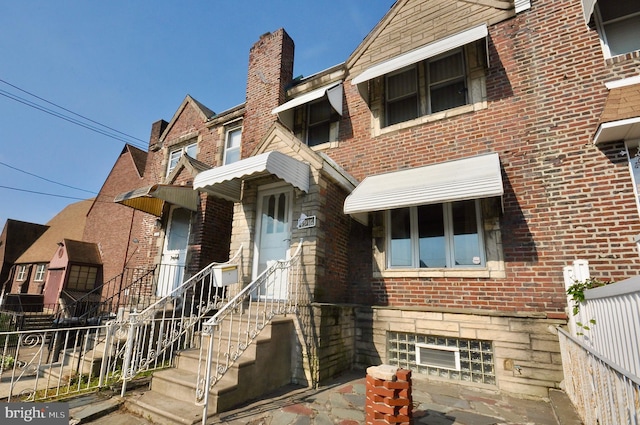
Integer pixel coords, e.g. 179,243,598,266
196,240,303,424
118,247,243,396
558,327,640,425
571,277,640,378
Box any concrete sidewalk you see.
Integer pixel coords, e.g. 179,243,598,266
69,371,581,425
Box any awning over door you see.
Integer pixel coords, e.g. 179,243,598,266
272,82,343,129
351,24,488,98
114,184,199,217
193,151,310,202
593,82,640,144
344,153,503,225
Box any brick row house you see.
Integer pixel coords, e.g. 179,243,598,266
74,0,640,401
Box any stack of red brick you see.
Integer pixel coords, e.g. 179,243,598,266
365,365,413,425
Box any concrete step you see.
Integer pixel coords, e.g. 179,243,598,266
127,316,294,418
125,390,207,425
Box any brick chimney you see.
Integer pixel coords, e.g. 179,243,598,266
149,119,168,151
242,29,294,157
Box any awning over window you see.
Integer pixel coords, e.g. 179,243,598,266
581,0,597,23
114,184,199,217
272,82,343,129
343,153,503,225
594,82,640,144
193,151,310,202
351,24,488,98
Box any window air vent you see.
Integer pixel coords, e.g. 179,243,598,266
415,343,461,371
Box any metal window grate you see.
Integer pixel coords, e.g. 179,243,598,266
387,332,495,385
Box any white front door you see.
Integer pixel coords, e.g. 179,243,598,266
253,186,292,299
157,207,191,297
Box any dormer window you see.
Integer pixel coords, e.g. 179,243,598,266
352,24,488,131
224,127,241,165
167,142,197,176
273,82,343,148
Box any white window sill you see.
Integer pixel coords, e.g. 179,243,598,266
377,267,505,279
376,101,487,137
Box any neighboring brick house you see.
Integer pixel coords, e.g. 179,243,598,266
7,200,91,303
97,0,640,400
0,219,48,297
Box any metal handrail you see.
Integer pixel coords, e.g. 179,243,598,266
196,240,303,423
119,246,243,396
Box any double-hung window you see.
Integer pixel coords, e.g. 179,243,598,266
34,264,46,282
307,99,334,147
16,265,27,281
594,2,640,57
167,142,198,176
388,199,484,269
224,128,241,165
384,49,468,127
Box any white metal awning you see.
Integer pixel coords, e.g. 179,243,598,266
581,0,597,23
594,117,640,144
351,24,488,98
272,82,343,129
193,151,310,202
114,184,199,217
344,153,503,225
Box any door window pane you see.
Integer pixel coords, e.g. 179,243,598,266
167,208,191,251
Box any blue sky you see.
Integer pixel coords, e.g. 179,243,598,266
0,1,394,227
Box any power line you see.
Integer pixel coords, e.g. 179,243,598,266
0,78,147,145
0,185,90,201
0,89,148,150
0,160,97,195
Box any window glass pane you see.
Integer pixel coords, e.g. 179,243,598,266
309,100,331,125
225,128,241,164
628,143,640,204
185,143,198,158
604,15,640,56
35,264,46,281
452,200,481,266
429,53,464,83
429,52,466,113
431,81,467,113
390,208,412,267
417,204,446,268
308,122,331,146
387,67,419,126
167,208,191,251
168,149,181,174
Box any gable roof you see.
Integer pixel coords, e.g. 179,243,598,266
594,82,640,144
126,144,148,177
165,153,212,184
346,0,515,77
16,200,92,264
159,95,216,144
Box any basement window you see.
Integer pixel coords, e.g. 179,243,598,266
387,332,495,385
416,343,461,371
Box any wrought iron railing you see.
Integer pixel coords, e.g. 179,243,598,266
118,247,243,396
196,240,303,423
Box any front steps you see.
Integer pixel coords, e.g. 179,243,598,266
125,316,294,425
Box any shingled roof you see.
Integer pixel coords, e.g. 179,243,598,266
15,199,93,264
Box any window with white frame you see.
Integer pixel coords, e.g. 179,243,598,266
34,264,46,282
384,49,470,127
167,142,198,176
224,127,241,165
594,2,640,57
16,265,27,281
293,98,340,147
388,199,484,269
